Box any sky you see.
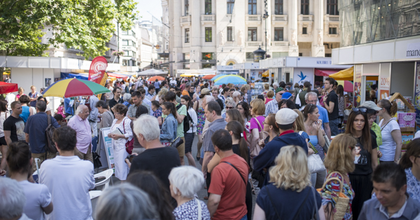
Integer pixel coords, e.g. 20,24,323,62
136,0,163,23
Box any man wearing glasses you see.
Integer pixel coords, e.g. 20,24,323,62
264,88,285,116
305,92,331,139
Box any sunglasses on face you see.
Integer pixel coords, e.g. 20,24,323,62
352,107,367,113
226,106,233,109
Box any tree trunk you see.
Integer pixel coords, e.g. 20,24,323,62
0,67,4,82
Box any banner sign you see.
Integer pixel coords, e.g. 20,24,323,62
88,56,108,84
354,65,362,106
99,127,115,173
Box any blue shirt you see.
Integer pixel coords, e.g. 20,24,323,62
20,106,30,123
24,112,60,153
64,98,74,115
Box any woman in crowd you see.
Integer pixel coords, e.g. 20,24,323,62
169,166,210,220
337,85,345,126
7,141,53,220
399,138,420,203
151,100,162,123
16,87,25,101
193,89,207,159
0,100,8,171
377,99,402,164
127,171,175,220
247,99,265,158
96,100,114,129
192,84,201,102
181,95,197,167
261,114,279,146
122,93,131,107
265,90,274,104
253,145,325,220
232,91,242,105
95,183,159,220
320,134,356,220
221,97,235,118
160,102,178,146
236,101,251,126
108,104,133,181
279,99,296,109
262,83,270,98
225,109,244,125
294,109,310,141
19,95,35,123
345,108,378,219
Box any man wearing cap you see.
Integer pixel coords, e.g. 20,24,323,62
264,88,285,116
254,108,308,186
299,81,312,106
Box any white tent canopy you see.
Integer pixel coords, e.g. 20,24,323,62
137,69,167,76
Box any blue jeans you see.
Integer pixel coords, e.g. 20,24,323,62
240,214,247,220
329,118,340,136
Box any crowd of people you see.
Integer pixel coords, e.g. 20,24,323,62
0,76,419,220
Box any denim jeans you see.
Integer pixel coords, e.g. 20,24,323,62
329,118,340,136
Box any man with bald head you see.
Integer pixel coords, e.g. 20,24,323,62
68,105,93,162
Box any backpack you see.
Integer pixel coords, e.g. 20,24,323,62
45,115,57,154
176,104,191,133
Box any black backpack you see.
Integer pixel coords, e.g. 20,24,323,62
176,104,191,133
45,115,57,154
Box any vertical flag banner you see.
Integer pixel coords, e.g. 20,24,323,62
88,56,108,84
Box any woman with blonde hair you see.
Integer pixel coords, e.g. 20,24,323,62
246,99,265,158
253,145,325,220
320,134,357,220
265,90,274,104
262,84,270,98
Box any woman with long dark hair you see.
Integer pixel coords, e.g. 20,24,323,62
181,95,197,167
237,101,251,124
399,138,420,203
160,102,178,146
225,109,244,125
377,99,402,164
345,108,378,219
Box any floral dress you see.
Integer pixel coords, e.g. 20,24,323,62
406,168,420,203
319,172,355,220
196,107,206,135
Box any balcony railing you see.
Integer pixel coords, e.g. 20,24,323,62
299,15,313,21
246,15,261,22
246,41,262,47
201,15,215,25
273,42,289,46
272,15,287,22
180,15,191,26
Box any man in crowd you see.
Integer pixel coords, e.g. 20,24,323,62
127,91,150,120
40,126,95,220
182,82,191,97
272,82,279,93
88,95,99,137
68,105,92,162
299,81,311,106
208,129,249,220
108,87,123,110
128,115,180,205
96,100,114,129
254,108,307,186
146,85,155,100
64,97,74,117
219,87,230,108
264,88,285,116
24,101,60,169
359,163,420,220
323,77,339,135
212,86,224,111
305,92,331,139
4,101,25,146
202,101,227,188
0,178,31,220
165,91,187,165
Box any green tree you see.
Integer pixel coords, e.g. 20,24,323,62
0,0,138,80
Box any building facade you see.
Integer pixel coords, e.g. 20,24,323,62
164,0,341,74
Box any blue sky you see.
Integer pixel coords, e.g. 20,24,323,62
136,0,163,22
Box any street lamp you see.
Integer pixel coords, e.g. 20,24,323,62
253,46,266,62
263,0,269,56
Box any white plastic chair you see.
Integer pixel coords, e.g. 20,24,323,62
94,169,113,189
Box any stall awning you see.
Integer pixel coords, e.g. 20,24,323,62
60,72,88,80
329,67,354,81
107,72,129,79
314,69,343,77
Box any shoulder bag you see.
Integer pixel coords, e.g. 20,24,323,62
248,117,268,158
323,134,330,153
170,136,184,148
122,119,134,154
317,172,349,220
299,131,325,173
45,115,58,154
195,199,202,220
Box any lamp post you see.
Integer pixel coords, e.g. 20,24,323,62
253,46,266,63
263,0,269,58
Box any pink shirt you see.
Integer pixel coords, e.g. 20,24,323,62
68,115,92,154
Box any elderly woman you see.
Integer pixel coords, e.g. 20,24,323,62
95,183,159,220
222,97,236,119
108,104,133,181
122,93,131,107
169,166,210,220
253,145,325,220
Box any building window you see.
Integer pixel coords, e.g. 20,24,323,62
248,0,257,15
227,0,235,14
122,40,129,46
205,27,212,42
325,53,332,57
299,53,303,56
301,0,309,15
227,27,233,41
124,50,129,56
274,0,283,15
185,0,189,16
205,0,212,14
302,27,308,35
329,27,337,35
246,52,254,61
274,27,284,41
248,28,257,41
327,0,338,15
202,53,214,68
185,28,190,43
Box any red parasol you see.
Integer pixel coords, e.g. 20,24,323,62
0,82,18,94
202,74,216,80
148,76,165,82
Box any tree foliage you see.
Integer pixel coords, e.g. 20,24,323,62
0,0,138,59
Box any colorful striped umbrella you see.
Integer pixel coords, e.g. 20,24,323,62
214,75,247,85
42,78,110,98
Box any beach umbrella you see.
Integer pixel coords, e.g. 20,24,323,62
0,82,18,94
202,74,216,80
42,78,110,98
211,74,226,81
214,75,247,85
148,76,165,81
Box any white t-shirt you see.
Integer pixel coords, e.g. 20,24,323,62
379,119,400,161
19,180,51,220
40,156,95,220
187,107,198,133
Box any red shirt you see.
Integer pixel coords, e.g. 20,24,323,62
209,154,249,220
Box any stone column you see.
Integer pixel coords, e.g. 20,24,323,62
288,0,299,56
190,0,201,69
172,0,183,70
312,0,325,57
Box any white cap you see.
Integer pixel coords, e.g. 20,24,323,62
414,130,420,140
275,108,298,125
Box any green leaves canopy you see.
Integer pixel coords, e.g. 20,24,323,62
0,0,138,59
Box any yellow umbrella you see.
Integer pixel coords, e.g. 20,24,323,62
262,70,269,77
329,67,354,81
180,73,196,77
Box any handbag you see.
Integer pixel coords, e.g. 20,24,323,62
170,136,184,148
122,119,134,154
317,172,350,220
323,134,330,154
248,117,268,157
308,154,325,173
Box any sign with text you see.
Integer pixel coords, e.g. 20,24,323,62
100,127,115,173
88,56,108,84
407,42,420,59
379,64,391,100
